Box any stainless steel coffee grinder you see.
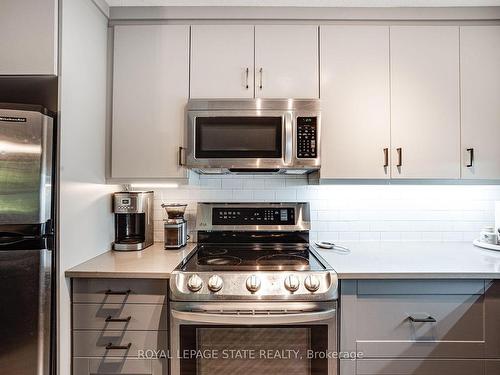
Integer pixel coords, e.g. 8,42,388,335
162,203,188,249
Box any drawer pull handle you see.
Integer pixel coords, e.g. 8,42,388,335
409,316,436,323
105,316,131,323
105,343,132,350
104,289,131,296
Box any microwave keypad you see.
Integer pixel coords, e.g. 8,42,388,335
297,117,317,158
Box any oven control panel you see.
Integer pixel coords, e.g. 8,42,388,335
170,270,339,301
296,116,317,159
212,207,295,225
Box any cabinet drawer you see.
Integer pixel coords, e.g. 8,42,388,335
73,304,167,331
73,358,167,375
355,293,485,357
357,280,485,295
73,330,167,357
73,279,168,304
356,359,484,375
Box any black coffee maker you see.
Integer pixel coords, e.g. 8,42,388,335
113,191,154,251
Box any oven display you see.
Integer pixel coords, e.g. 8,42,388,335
212,208,295,225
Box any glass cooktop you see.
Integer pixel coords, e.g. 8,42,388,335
180,244,327,272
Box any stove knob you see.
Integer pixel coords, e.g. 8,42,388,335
187,274,203,292
304,275,321,292
284,274,300,293
246,275,261,293
207,275,223,292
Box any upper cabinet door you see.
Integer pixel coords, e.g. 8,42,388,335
461,26,500,180
390,26,460,179
112,25,189,179
255,25,319,99
0,0,57,75
320,25,390,179
190,25,254,98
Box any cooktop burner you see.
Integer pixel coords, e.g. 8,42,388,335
180,244,326,272
198,255,242,266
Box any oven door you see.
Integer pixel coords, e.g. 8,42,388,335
170,301,337,375
185,111,293,170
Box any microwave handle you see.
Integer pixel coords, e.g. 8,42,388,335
284,112,293,165
171,308,336,326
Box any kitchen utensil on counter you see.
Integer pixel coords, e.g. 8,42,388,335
162,203,189,249
113,191,154,251
315,241,350,253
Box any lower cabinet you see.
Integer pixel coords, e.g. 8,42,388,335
356,359,484,375
72,278,169,375
340,279,500,375
73,358,167,375
486,360,500,375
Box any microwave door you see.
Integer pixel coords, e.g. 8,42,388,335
186,111,289,170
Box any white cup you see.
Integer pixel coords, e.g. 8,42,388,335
480,226,497,245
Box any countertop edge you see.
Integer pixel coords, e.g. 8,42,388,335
64,271,172,279
337,272,500,280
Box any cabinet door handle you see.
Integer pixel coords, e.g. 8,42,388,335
105,289,131,295
259,68,263,90
245,67,249,89
409,316,436,323
396,148,403,167
383,148,389,168
105,316,131,323
105,343,132,350
466,148,474,168
178,146,185,166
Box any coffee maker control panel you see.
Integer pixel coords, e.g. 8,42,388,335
116,197,135,212
114,196,138,213
113,191,153,214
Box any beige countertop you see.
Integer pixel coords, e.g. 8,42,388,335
64,243,197,279
314,241,500,279
65,241,500,280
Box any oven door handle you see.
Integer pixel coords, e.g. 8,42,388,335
171,308,336,325
284,112,293,165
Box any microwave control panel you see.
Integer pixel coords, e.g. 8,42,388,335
296,117,317,158
212,207,295,225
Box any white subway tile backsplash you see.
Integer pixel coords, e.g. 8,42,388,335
253,190,276,201
221,178,244,189
145,176,500,244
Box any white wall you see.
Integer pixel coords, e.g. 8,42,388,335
58,0,118,373
149,176,500,243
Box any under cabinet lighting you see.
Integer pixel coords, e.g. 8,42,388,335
130,183,179,189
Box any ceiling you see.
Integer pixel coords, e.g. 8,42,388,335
105,0,500,7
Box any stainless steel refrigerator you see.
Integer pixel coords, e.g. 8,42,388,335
0,103,56,375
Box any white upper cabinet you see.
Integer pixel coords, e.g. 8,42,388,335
460,26,500,180
255,25,319,99
0,0,57,75
190,25,254,99
112,25,189,179
390,26,460,179
320,25,390,179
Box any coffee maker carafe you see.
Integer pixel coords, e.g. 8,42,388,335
113,191,154,251
162,203,188,249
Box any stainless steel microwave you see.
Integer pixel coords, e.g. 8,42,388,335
182,99,321,175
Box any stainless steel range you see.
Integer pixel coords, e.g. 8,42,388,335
169,202,338,375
